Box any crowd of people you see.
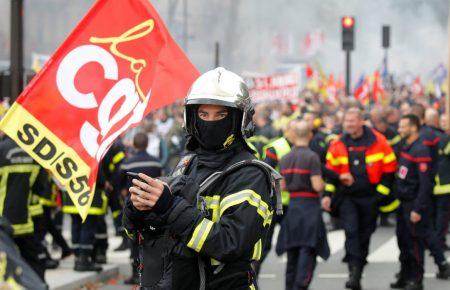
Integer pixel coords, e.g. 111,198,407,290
1,71,450,290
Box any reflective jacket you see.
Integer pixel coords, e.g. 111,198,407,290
263,137,291,205
123,144,273,290
324,127,398,212
0,137,48,236
434,133,450,196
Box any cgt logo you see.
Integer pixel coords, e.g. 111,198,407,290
56,20,154,161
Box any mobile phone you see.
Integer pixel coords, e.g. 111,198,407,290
126,171,142,181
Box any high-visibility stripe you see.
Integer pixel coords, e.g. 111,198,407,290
379,199,400,213
325,183,336,193
252,239,262,261
376,184,390,196
326,152,348,166
112,151,126,165
39,197,56,207
29,204,44,217
112,209,121,219
204,195,220,222
210,258,222,266
187,218,214,252
12,222,34,236
219,189,272,226
444,141,450,156
366,152,384,164
389,135,401,146
249,283,256,290
383,152,396,164
434,176,450,195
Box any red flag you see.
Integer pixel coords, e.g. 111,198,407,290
412,76,424,96
354,78,370,105
0,0,199,219
372,70,385,103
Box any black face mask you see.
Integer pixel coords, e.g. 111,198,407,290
195,115,235,150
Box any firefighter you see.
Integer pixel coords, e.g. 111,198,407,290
410,104,450,277
370,107,402,227
123,67,280,289
278,120,330,290
256,121,294,274
118,132,163,285
425,108,450,251
322,108,397,290
389,114,449,290
62,169,107,272
0,135,50,284
247,106,279,159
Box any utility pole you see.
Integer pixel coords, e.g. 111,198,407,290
10,0,24,101
214,42,220,67
182,0,188,52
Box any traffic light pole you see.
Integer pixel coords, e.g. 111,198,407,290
10,0,24,101
345,50,351,97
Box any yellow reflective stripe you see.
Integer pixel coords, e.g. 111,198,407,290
204,195,220,222
29,204,44,217
444,141,450,156
124,228,134,239
434,184,450,195
383,152,396,164
325,183,336,193
39,197,56,207
246,141,261,160
12,222,34,236
270,138,291,160
326,152,348,166
219,189,272,227
112,151,126,164
376,184,390,196
211,258,222,266
281,190,290,206
389,135,401,146
187,218,214,252
112,209,121,219
249,283,256,290
247,135,270,144
379,199,400,213
0,164,40,216
366,152,384,164
252,239,262,261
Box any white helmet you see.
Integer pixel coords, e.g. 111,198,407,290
184,67,255,141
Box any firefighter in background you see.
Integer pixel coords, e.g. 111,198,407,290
410,104,450,277
0,135,50,284
62,169,107,272
389,114,449,290
117,132,163,285
322,108,397,290
101,137,128,251
255,121,294,274
370,107,402,227
278,119,330,290
425,108,450,251
247,106,280,159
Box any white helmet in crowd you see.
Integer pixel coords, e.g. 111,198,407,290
184,67,255,149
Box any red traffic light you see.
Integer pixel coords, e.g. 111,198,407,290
342,16,354,28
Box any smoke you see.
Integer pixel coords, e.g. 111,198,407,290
0,0,448,81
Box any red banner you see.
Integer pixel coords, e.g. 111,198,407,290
0,0,199,219
243,71,301,103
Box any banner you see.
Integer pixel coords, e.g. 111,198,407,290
243,71,301,103
0,0,199,220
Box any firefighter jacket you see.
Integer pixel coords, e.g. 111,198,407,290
394,138,432,214
0,137,48,236
123,142,273,290
263,137,291,205
434,133,450,196
247,124,279,160
419,125,440,179
324,126,398,212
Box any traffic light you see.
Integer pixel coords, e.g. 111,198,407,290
342,16,355,51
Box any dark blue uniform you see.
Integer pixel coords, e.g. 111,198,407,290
279,146,330,290
394,138,432,284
